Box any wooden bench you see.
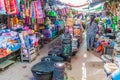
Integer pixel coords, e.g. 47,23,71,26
0,60,15,70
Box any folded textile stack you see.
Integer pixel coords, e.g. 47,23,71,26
114,55,120,68
0,30,20,59
104,63,118,74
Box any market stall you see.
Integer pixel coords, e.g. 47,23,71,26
92,1,120,80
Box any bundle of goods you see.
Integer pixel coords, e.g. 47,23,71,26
0,29,20,59
20,27,38,47
113,32,120,55
96,36,115,53
114,55,120,68
97,36,115,62
19,28,38,58
43,17,59,42
66,17,74,27
114,43,120,54
61,33,72,57
51,25,57,39
104,62,118,76
104,33,116,40
58,7,69,16
111,69,120,80
72,37,79,54
46,10,57,22
53,19,64,35
73,23,81,37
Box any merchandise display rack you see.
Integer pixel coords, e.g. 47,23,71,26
21,47,37,63
0,49,20,70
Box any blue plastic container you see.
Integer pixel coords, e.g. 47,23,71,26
53,62,65,80
111,69,120,80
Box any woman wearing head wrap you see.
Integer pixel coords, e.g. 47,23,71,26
86,15,98,51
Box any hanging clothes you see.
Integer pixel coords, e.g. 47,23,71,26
16,0,21,12
20,0,25,18
4,0,10,14
36,0,44,18
5,0,18,14
0,0,6,14
33,1,37,19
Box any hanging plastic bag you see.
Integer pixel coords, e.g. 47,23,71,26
0,0,6,14
36,0,44,18
16,0,21,12
33,1,37,18
96,44,103,52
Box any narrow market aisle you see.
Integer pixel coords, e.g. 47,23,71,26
67,35,106,80
0,35,106,80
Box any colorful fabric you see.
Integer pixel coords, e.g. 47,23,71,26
13,17,18,24
33,1,37,18
20,0,25,18
9,0,18,14
37,18,44,24
4,0,18,14
31,2,34,18
16,0,20,12
10,18,14,27
25,8,29,16
0,0,6,14
74,29,80,36
4,0,10,14
66,18,74,26
36,0,43,18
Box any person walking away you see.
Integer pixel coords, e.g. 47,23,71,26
86,15,98,51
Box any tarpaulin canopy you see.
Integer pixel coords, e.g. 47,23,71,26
58,0,88,7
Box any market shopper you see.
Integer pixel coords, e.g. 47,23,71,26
86,15,98,51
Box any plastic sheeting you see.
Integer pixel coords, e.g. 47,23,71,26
0,0,6,14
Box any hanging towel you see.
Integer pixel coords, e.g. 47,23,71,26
33,1,37,19
20,0,25,18
9,0,18,14
36,0,44,18
0,0,6,14
16,0,21,12
4,0,10,14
